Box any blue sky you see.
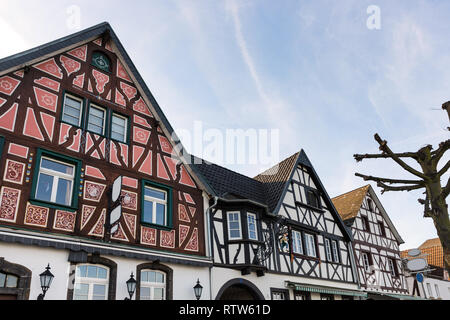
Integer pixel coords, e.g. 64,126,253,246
1,0,449,250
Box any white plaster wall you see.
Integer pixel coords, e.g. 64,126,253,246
0,242,211,300
211,267,359,300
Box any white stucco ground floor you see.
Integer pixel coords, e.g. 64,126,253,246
210,267,365,300
0,229,212,300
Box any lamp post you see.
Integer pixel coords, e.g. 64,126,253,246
126,273,137,300
37,264,54,300
193,279,203,301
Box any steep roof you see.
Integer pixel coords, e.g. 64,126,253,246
402,238,444,269
192,150,353,240
0,22,213,195
253,152,300,212
420,238,442,249
190,152,300,211
190,156,267,206
332,185,404,244
332,185,370,221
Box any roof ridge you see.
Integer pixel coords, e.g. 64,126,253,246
331,184,371,200
253,151,300,179
189,154,265,185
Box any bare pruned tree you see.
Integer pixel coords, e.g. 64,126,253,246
354,102,450,272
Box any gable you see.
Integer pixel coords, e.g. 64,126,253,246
0,23,209,257
274,150,352,240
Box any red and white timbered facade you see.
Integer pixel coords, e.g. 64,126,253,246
0,23,211,300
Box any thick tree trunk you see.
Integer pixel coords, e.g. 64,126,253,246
428,181,450,272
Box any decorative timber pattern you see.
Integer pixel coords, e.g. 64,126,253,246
0,36,205,257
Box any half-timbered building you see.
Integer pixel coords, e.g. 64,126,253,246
332,185,409,299
0,23,213,300
192,151,364,300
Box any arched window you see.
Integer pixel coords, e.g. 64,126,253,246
139,270,166,300
0,258,31,300
73,264,109,300
136,262,173,300
91,51,111,73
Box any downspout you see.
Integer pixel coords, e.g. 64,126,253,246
205,196,219,300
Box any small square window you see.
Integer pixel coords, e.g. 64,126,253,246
307,190,320,208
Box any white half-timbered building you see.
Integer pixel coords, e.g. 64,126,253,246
332,185,409,299
192,151,364,300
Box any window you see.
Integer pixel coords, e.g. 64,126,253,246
342,295,354,300
140,270,166,300
307,190,320,208
227,212,242,240
271,289,288,300
292,230,303,255
143,185,168,227
111,113,128,143
304,233,317,258
331,240,340,263
435,285,440,298
294,291,311,300
320,294,334,300
367,198,374,212
247,213,258,240
34,156,76,207
325,239,333,261
87,104,106,135
362,252,371,272
73,264,109,300
361,216,370,232
62,94,83,127
378,221,386,237
388,258,398,277
0,272,18,288
92,51,111,72
427,283,432,297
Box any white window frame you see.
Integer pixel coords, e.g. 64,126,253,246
62,94,83,127
36,156,75,206
143,186,168,226
331,240,339,263
427,283,432,297
87,104,107,136
271,291,286,300
227,212,242,240
325,239,332,261
435,284,440,298
304,233,317,258
247,213,258,241
362,252,371,272
388,258,397,277
292,230,304,255
73,264,109,300
111,112,128,143
140,270,166,300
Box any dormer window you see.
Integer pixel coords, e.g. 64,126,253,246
92,51,111,73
